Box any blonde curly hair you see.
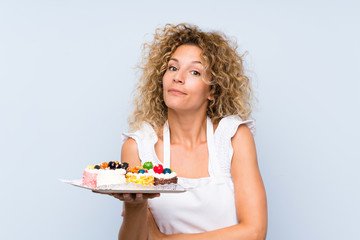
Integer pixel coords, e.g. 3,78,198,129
128,23,253,132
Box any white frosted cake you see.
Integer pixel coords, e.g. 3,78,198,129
82,161,127,188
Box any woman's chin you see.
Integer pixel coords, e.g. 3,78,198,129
165,100,187,110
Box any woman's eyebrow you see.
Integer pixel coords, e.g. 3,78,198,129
169,58,202,65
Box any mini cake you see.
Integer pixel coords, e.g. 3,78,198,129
82,161,128,188
126,165,154,186
126,172,154,186
152,163,178,185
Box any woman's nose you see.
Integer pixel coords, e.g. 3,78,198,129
173,70,185,84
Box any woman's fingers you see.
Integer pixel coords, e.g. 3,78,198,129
135,193,144,201
111,193,125,201
123,193,133,201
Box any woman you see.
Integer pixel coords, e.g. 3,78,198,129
115,23,267,240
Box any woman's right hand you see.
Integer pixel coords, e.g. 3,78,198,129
92,191,160,203
110,193,160,204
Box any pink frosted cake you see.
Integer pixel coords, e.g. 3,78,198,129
82,161,128,188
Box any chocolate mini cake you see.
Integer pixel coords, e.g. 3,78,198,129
152,165,178,185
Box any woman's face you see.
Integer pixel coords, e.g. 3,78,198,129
162,44,212,113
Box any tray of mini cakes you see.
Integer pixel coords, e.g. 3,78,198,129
61,161,186,193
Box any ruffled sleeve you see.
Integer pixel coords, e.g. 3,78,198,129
121,122,160,165
214,115,255,176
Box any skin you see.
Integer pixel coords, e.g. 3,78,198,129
157,45,213,178
96,45,267,240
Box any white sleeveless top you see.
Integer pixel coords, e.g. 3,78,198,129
121,115,255,234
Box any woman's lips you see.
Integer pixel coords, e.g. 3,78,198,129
168,89,186,95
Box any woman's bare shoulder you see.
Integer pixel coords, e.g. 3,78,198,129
230,123,257,170
231,124,254,144
121,138,141,167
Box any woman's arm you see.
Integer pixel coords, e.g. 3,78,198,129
119,197,150,240
148,124,267,240
229,124,268,239
117,138,156,240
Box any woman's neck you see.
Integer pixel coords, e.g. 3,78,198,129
167,109,208,148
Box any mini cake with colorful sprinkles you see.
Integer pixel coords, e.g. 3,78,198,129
126,165,154,186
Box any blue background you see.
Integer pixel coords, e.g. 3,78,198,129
1,0,359,239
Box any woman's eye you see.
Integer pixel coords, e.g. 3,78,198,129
191,70,201,76
168,66,177,71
